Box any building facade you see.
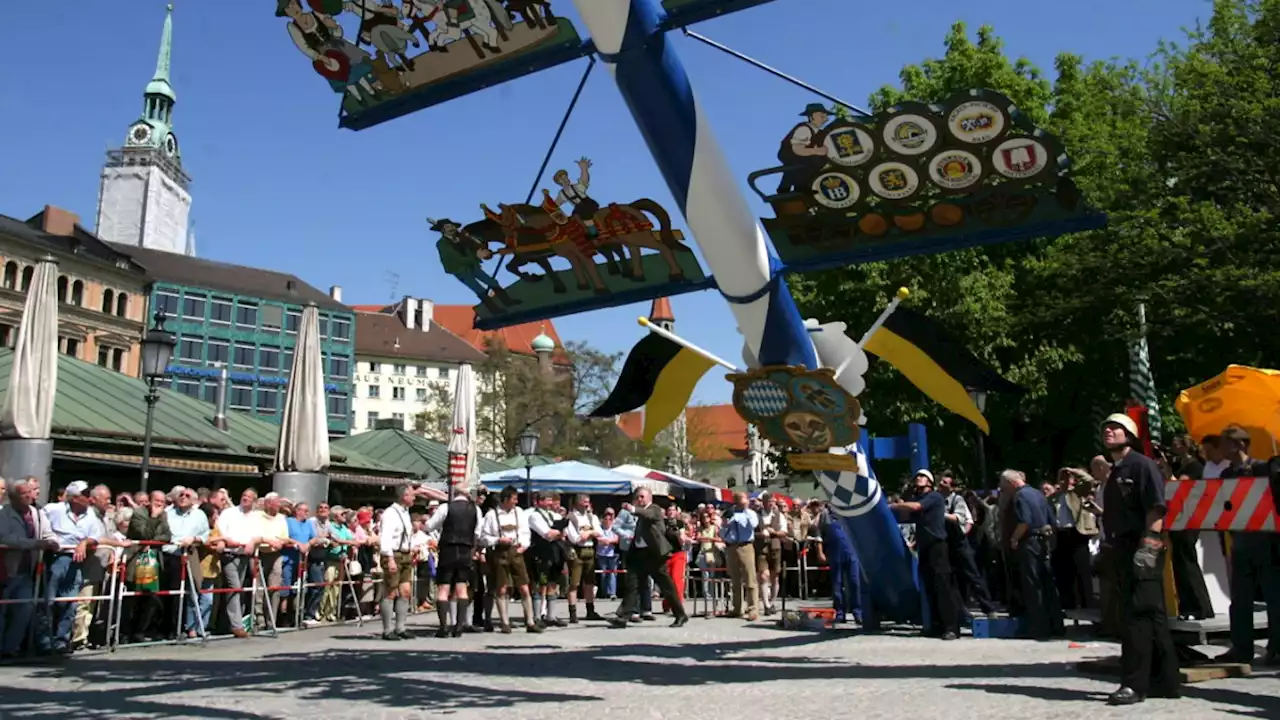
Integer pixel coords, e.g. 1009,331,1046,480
350,297,487,434
95,5,193,256
0,206,151,376
111,243,356,435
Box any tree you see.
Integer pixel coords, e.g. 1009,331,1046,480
412,380,455,443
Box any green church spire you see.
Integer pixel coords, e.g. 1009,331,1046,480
145,4,176,103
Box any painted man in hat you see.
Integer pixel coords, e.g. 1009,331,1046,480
431,218,520,313
776,103,833,193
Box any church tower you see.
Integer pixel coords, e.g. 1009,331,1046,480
94,5,193,255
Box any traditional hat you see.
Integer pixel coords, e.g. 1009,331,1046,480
800,102,830,117
429,218,460,232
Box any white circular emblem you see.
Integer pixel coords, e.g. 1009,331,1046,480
882,114,937,156
947,101,1005,144
811,172,860,209
867,162,920,200
992,138,1050,179
824,126,875,167
929,150,983,190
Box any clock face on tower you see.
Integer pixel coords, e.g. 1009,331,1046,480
127,123,152,147
163,133,178,157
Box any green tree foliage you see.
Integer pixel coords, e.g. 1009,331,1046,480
789,3,1280,484
412,381,455,442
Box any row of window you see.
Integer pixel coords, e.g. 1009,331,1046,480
167,377,351,419
366,411,407,430
2,262,132,318
366,385,432,402
365,362,450,379
154,289,351,340
175,335,351,378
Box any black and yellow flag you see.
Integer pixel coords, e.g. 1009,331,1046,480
863,307,1021,434
589,333,715,443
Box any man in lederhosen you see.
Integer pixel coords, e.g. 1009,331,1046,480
551,157,599,237
480,486,543,633
425,489,484,638
565,494,605,623
754,493,787,616
776,103,832,193
527,492,569,628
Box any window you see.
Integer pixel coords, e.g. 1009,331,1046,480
330,317,351,341
2,261,17,289
176,380,201,399
98,347,110,367
366,411,380,428
416,388,427,402
368,385,380,399
179,337,203,363
229,383,253,410
368,362,380,373
0,324,11,348
317,316,329,338
256,387,279,413
286,310,301,333
111,348,125,372
56,276,67,303
260,304,283,330
19,266,32,292
115,292,129,317
207,339,230,365
328,392,349,419
235,302,258,329
259,345,281,372
392,387,405,401
329,356,349,379
232,343,255,368
182,293,206,320
282,349,294,373
202,383,218,404
59,337,80,356
101,288,114,313
416,366,427,377
70,280,84,306
436,367,449,379
393,364,406,376
392,412,405,428
210,297,233,324
154,291,180,318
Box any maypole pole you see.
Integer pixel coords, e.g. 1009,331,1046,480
571,0,919,619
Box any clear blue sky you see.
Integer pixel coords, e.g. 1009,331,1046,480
0,0,1212,404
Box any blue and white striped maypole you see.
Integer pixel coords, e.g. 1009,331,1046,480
573,0,919,620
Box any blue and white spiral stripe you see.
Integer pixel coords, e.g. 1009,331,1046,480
572,0,816,369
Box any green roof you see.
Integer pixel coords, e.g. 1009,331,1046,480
0,349,409,483
333,429,508,480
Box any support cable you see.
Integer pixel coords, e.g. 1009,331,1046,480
681,28,871,117
526,56,598,204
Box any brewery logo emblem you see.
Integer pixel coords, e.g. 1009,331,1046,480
992,138,1049,179
824,126,876,167
867,162,920,201
929,150,983,190
947,101,1005,144
812,172,861,209
882,114,938,156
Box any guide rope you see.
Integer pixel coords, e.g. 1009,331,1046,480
526,56,598,205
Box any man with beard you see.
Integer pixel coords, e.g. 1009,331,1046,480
425,488,484,638
1100,413,1179,706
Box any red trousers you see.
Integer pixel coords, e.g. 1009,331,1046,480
663,552,687,610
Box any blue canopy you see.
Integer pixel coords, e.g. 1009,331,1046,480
479,460,634,496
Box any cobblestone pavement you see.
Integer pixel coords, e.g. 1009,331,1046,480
0,602,1276,720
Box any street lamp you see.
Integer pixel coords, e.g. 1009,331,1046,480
518,425,539,505
139,311,176,493
968,388,989,488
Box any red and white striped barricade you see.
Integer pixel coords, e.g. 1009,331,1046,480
1164,476,1278,532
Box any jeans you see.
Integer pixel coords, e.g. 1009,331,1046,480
697,554,718,601
304,559,327,620
185,579,214,634
39,554,84,650
1,574,37,654
596,554,619,597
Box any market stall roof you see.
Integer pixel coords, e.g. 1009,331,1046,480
0,349,412,485
334,428,507,480
613,464,733,503
750,490,797,509
479,460,634,496
501,454,605,469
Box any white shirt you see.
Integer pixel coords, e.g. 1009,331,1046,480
944,492,974,533
760,510,789,536
410,530,431,563
1202,459,1227,480
789,123,817,151
482,506,530,549
555,182,590,207
425,501,485,543
565,509,599,546
379,503,414,556
215,506,258,548
527,508,560,540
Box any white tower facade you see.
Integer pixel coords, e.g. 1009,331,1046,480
95,5,193,256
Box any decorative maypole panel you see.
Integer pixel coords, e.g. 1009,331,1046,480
1128,302,1162,442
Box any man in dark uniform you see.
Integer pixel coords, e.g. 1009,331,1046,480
890,470,963,640
1100,413,1180,706
776,103,832,193
608,488,688,628
425,489,485,638
1002,469,1063,640
1215,426,1280,666
812,501,862,624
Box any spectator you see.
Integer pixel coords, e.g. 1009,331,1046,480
43,480,104,654
74,484,128,650
596,509,620,600
191,503,223,638
319,507,355,622
215,489,262,639
281,501,317,627
0,479,58,657
719,492,759,622
254,493,291,631
125,490,173,643
303,501,334,624
164,486,210,638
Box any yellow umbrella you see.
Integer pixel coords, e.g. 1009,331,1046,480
1174,364,1280,454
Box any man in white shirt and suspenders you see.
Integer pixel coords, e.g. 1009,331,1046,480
566,494,605,623
378,485,417,641
480,486,543,633
755,493,788,615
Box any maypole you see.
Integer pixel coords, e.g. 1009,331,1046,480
570,0,919,618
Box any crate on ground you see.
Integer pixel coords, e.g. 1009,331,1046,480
970,613,1028,639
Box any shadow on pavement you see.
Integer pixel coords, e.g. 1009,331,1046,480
947,680,1280,718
